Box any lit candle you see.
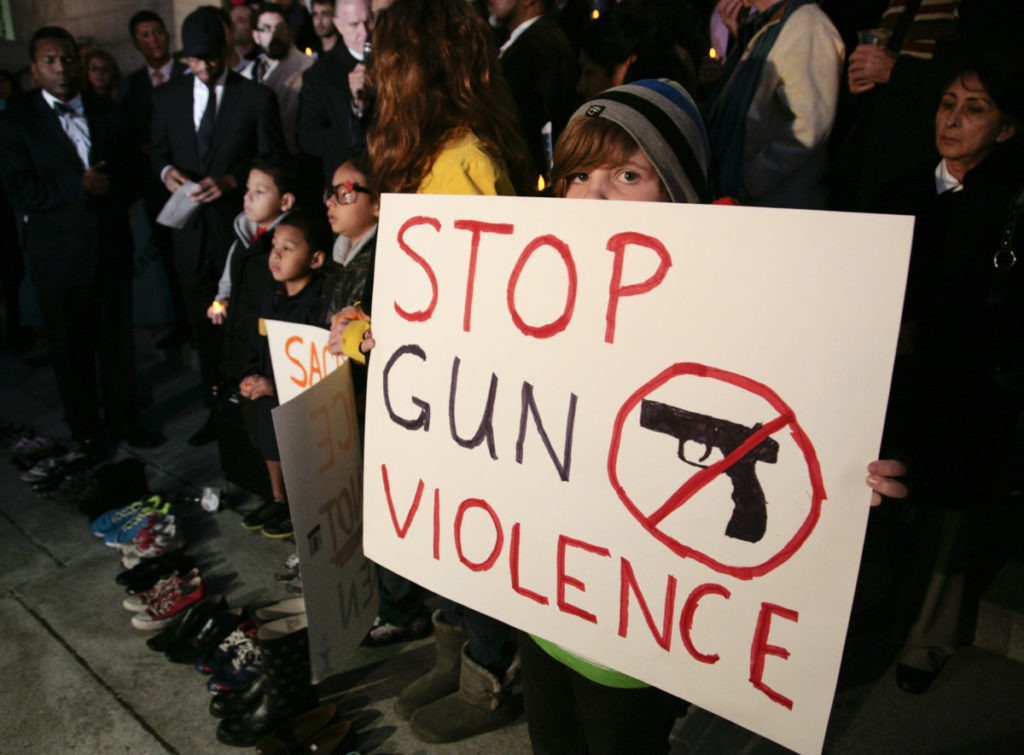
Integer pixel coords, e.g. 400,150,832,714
537,174,546,192
212,301,225,314
305,47,314,56
709,47,717,59
591,9,600,19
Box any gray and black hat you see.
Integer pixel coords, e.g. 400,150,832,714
575,79,712,204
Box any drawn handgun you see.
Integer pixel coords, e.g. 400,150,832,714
639,399,778,543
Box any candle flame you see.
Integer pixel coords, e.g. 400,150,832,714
537,174,546,192
591,9,600,19
212,301,225,314
709,47,717,59
305,47,314,55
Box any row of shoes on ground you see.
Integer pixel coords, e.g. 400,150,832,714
186,598,326,748
89,494,185,568
6,430,105,499
82,488,348,751
242,497,294,538
4,430,60,464
117,577,346,750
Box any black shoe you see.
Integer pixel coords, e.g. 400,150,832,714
895,664,937,694
116,549,193,592
188,413,219,446
242,498,283,531
210,675,269,719
165,604,240,664
261,504,294,539
147,595,223,653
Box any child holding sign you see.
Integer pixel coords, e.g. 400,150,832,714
522,79,910,753
239,210,335,537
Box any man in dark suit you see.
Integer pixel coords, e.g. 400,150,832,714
151,6,285,444
117,10,191,349
0,27,154,450
296,0,371,180
490,0,578,178
118,11,190,143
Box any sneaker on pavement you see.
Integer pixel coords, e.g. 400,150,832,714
207,637,263,693
361,612,433,647
92,495,169,539
274,552,301,582
261,503,293,539
242,497,284,531
122,569,197,612
131,575,205,631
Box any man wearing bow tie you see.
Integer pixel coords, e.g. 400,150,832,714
0,26,155,451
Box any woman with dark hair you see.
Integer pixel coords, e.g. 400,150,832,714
878,51,1024,695
333,0,531,744
82,49,121,100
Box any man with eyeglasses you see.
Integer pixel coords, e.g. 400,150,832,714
244,2,313,153
151,6,285,446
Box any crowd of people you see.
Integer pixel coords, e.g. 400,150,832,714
1,0,1022,751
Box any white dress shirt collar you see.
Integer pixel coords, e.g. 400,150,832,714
935,159,963,195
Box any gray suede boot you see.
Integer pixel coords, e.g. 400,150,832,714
408,644,521,744
394,610,467,720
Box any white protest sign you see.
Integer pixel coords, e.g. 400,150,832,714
273,359,376,683
362,194,913,754
264,319,343,405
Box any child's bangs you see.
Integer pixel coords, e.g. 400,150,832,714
552,117,640,197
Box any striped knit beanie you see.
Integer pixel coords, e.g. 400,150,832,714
575,79,712,204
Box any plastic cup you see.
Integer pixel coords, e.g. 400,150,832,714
857,28,892,48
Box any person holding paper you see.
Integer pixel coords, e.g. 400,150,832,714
525,78,909,753
335,74,910,751
151,6,285,446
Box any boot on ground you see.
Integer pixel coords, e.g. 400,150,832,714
395,609,467,720
409,643,521,743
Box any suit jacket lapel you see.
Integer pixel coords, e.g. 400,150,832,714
83,94,107,167
34,92,84,170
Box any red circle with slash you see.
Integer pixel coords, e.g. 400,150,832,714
607,362,826,580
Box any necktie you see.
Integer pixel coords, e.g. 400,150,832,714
257,59,269,83
151,69,165,87
196,85,216,166
53,101,79,116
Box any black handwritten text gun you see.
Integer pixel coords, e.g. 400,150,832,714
639,399,778,543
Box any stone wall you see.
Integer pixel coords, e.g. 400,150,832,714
0,0,203,84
